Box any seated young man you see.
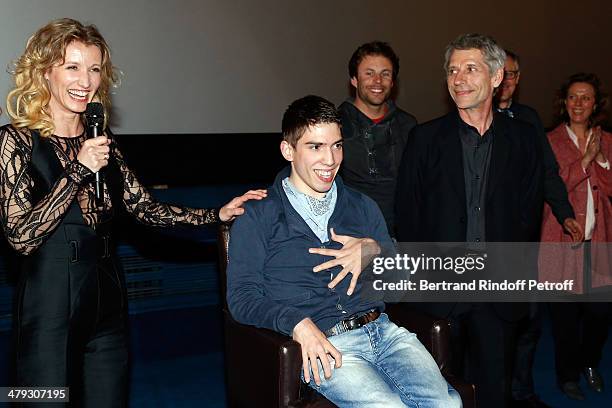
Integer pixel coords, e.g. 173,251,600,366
227,95,460,407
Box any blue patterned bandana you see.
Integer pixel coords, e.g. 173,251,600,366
282,177,337,243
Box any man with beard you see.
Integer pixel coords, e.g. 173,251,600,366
339,42,416,237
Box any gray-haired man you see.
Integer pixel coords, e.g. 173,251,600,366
396,34,544,407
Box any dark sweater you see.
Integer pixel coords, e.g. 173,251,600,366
339,100,416,236
227,167,390,335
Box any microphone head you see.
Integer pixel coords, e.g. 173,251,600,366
85,102,105,128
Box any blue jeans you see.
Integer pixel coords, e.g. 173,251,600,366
303,314,461,407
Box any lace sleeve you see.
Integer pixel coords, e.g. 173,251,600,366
0,126,93,255
113,143,219,226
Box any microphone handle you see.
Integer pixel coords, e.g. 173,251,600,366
95,172,102,201
92,126,104,204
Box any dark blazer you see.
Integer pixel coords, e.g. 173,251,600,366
396,110,543,243
394,111,544,319
508,102,575,226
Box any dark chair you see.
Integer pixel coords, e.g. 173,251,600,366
217,223,475,407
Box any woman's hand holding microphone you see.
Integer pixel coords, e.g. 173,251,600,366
77,135,111,173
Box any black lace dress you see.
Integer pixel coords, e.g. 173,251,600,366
0,124,219,407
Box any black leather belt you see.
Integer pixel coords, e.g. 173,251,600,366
324,309,381,337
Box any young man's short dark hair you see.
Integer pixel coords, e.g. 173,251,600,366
281,95,341,147
348,41,400,81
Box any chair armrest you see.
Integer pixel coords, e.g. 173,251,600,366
225,308,468,408
445,374,476,408
224,311,303,407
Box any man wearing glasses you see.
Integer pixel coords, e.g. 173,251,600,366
496,50,582,408
496,49,580,242
496,51,545,133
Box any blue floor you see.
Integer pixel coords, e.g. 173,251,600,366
130,353,225,407
529,308,612,407
128,306,226,407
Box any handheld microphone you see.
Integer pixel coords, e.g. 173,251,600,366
85,102,105,204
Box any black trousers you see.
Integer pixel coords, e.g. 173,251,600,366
15,222,128,407
548,242,610,384
549,302,609,384
511,303,542,399
449,303,518,408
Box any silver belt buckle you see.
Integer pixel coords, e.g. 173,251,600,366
340,320,349,334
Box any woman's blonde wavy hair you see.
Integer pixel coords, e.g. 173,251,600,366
6,18,118,137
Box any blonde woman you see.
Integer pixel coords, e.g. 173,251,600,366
0,18,264,406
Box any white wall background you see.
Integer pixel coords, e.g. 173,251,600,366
0,0,610,134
